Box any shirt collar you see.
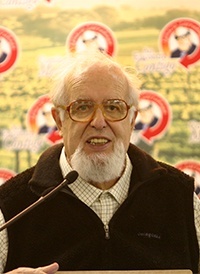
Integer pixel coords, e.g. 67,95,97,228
59,147,132,206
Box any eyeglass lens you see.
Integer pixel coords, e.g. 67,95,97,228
69,99,128,122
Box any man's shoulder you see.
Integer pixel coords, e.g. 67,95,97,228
128,143,194,189
0,166,37,220
0,144,64,200
0,166,35,200
158,161,194,187
37,143,64,162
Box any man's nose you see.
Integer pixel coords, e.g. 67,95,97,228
90,107,107,129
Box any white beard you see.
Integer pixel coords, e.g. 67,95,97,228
70,141,126,184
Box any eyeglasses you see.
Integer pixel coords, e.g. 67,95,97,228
57,99,135,122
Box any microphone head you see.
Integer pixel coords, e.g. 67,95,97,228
65,170,79,184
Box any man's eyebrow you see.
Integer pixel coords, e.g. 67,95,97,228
74,97,93,100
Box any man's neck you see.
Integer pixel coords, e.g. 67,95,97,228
88,177,120,190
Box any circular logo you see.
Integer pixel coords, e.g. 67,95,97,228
159,18,200,68
134,90,172,144
26,95,62,144
0,26,19,73
66,22,117,56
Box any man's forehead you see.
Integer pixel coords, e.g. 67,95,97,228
65,75,127,103
66,61,125,85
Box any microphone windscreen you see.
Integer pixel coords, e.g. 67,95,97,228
65,170,78,184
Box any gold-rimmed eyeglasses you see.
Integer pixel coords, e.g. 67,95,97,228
57,99,136,122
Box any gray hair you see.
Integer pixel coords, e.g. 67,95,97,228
49,50,141,121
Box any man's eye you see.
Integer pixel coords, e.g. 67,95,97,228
106,104,120,112
77,104,91,112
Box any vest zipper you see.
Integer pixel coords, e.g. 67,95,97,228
104,224,110,239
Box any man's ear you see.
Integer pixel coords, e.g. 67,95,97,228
131,110,138,129
51,107,62,131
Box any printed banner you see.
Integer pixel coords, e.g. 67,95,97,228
0,0,199,190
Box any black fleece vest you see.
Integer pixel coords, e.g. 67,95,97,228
0,144,199,273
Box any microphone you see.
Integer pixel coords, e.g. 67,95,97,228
0,170,78,232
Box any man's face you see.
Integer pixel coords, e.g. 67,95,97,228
52,64,136,164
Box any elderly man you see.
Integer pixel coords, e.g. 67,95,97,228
0,50,199,273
